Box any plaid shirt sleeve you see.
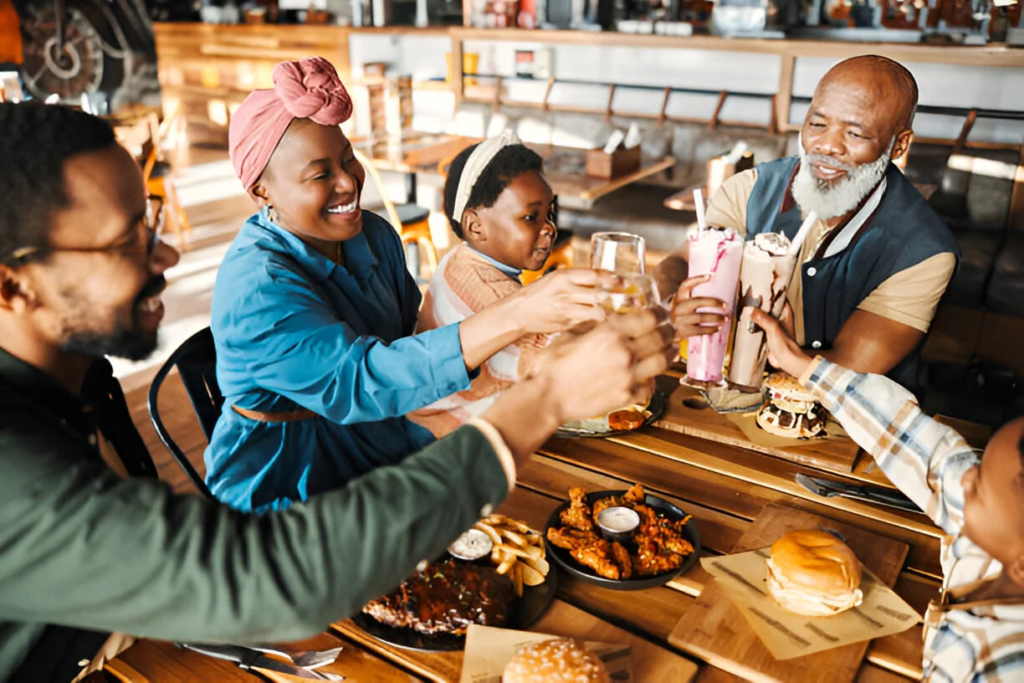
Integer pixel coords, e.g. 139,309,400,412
799,357,978,535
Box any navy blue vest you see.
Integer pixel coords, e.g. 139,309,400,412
746,156,960,390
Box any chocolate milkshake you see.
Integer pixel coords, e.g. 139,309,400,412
727,232,798,391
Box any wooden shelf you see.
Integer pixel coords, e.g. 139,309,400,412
154,23,1024,70
451,27,1024,68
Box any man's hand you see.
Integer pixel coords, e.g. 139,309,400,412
543,307,676,425
671,274,729,341
748,308,813,379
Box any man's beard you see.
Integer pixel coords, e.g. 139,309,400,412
791,137,894,221
59,276,166,362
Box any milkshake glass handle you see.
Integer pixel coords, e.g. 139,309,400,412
742,295,763,332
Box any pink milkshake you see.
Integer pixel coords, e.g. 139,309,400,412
728,232,798,392
684,226,743,387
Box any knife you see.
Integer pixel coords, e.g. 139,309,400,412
180,643,344,681
795,474,921,513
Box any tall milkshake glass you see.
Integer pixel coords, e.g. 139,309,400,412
683,227,743,388
727,233,797,392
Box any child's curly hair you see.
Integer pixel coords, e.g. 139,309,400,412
443,143,545,238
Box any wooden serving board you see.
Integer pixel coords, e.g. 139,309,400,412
337,598,699,683
669,504,908,683
654,383,861,474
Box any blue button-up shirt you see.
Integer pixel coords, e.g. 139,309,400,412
205,210,471,512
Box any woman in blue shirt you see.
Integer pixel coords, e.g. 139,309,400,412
206,57,607,512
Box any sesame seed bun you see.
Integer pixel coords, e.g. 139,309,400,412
765,530,864,617
503,639,610,683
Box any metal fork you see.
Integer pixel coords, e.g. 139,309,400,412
250,644,344,670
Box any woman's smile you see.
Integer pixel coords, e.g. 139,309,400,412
324,196,361,222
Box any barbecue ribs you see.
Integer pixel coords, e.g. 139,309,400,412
363,559,515,636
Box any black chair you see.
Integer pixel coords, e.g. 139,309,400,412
148,327,222,499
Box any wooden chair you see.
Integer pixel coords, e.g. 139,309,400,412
353,147,437,279
142,104,192,247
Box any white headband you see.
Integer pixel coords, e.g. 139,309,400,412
451,129,522,224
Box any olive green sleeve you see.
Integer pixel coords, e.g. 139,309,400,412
0,420,508,644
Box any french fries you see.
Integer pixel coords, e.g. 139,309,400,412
472,515,548,597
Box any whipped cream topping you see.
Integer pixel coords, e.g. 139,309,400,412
689,226,741,245
752,232,792,256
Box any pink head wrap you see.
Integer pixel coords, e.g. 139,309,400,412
229,57,353,190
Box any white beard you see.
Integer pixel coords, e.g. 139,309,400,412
791,136,894,220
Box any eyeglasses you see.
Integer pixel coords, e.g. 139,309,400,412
7,196,165,264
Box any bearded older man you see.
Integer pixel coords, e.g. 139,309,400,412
657,55,959,391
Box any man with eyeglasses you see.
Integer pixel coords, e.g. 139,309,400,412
0,102,675,681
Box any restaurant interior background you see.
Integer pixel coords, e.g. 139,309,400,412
4,0,1024,680
0,0,1022,424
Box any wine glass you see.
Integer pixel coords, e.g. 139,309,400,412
591,232,646,276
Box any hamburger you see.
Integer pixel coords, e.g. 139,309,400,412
503,638,609,683
765,530,864,617
756,372,827,439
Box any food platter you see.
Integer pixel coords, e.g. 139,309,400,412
354,516,557,652
545,487,701,591
351,562,557,652
554,391,668,439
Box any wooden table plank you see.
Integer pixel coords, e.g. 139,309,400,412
527,600,699,682
107,640,254,683
336,598,698,683
355,135,478,174
107,632,422,683
655,384,861,474
539,434,943,579
357,133,675,204
670,504,909,683
511,469,930,680
531,144,675,202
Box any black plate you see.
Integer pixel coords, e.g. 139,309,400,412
351,561,558,652
553,391,668,439
545,490,701,591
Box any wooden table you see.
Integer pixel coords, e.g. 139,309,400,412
664,183,704,212
356,134,676,208
111,375,965,681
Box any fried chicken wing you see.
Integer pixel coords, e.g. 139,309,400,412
570,540,620,580
560,487,595,531
622,483,646,506
611,541,633,580
591,496,620,517
593,484,647,519
632,538,685,576
660,536,695,556
547,526,599,550
555,483,693,581
633,504,658,527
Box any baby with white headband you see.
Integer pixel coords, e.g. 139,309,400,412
409,131,562,437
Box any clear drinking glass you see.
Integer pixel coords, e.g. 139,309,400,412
598,274,661,315
591,232,646,275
